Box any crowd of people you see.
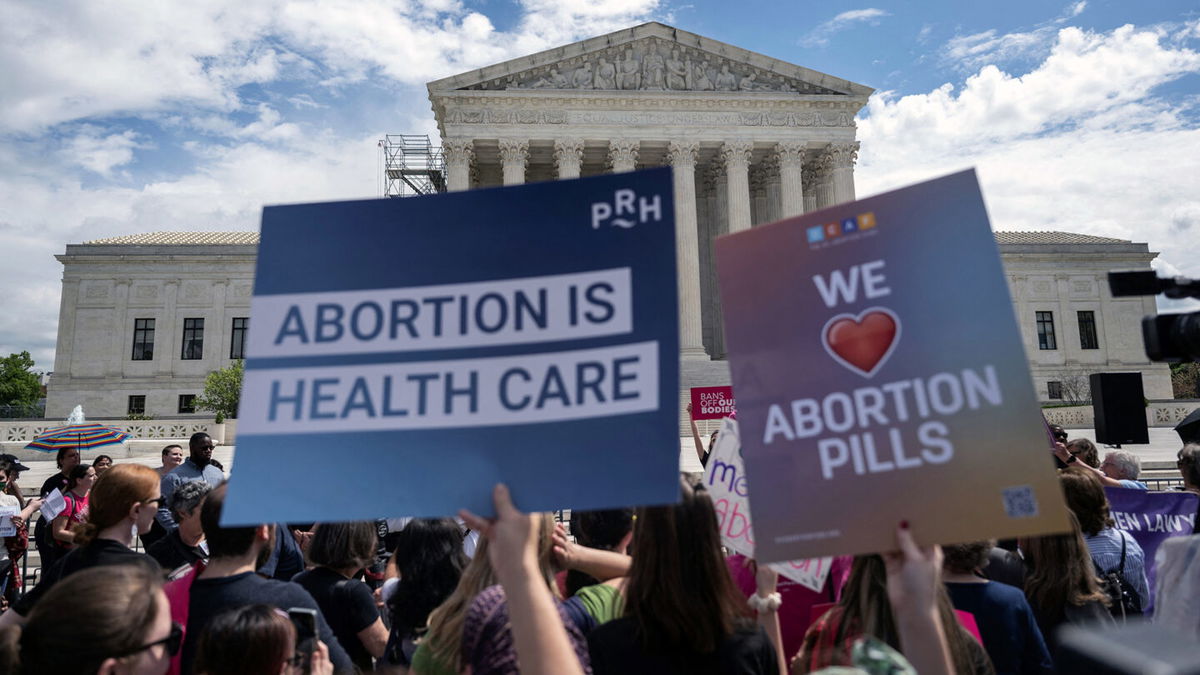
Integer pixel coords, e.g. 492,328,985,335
0,428,1195,674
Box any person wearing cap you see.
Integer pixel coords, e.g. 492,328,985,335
0,453,44,607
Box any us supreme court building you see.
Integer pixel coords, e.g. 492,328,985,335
45,22,1174,418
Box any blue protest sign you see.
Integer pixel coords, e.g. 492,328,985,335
222,169,680,525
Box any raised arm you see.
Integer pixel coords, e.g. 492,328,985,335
552,523,631,582
462,485,585,675
882,522,954,675
687,403,706,464
749,561,787,675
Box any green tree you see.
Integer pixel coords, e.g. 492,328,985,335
1172,363,1200,399
195,360,243,423
0,351,42,406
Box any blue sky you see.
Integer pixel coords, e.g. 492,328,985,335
1,0,1198,369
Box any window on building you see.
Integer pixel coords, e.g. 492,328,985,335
230,317,248,359
1078,310,1099,350
181,318,204,360
131,319,155,360
1047,381,1063,400
1036,311,1057,350
178,394,197,414
128,395,146,415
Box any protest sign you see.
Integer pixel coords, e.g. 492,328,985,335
715,170,1070,561
1104,487,1198,614
704,417,832,592
691,386,736,420
40,488,66,522
0,506,16,537
224,169,680,524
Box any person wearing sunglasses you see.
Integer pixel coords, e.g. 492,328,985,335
0,563,178,674
0,464,163,625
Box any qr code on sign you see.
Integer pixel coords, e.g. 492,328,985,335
1002,486,1039,519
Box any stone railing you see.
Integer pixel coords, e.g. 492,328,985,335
1042,400,1199,429
0,418,236,459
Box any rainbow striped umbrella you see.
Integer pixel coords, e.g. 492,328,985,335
25,422,132,453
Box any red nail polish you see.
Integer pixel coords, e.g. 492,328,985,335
900,520,909,529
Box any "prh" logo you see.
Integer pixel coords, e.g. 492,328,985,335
591,189,662,229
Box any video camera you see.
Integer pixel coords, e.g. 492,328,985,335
1108,271,1200,362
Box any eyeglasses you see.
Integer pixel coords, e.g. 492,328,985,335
114,622,183,658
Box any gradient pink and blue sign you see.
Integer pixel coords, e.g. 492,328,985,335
715,170,1070,561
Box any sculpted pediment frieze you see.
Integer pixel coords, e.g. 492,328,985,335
429,23,872,99
457,36,841,95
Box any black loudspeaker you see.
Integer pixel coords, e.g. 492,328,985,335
1090,373,1149,445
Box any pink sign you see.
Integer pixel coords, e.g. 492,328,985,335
691,386,737,420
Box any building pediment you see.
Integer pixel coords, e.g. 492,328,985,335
427,22,872,98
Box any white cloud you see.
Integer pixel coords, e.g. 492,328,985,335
943,28,1055,70
858,20,1200,317
0,0,661,134
0,1,666,367
1061,1,1087,22
60,127,146,176
942,1,1092,70
800,8,890,48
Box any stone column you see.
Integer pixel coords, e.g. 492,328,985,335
750,165,767,226
553,138,584,180
210,282,228,368
667,141,708,360
707,164,729,358
697,171,715,354
802,164,819,213
607,140,639,173
443,138,474,191
157,280,179,377
763,157,782,224
498,139,529,186
721,141,753,234
54,278,81,379
1055,274,1074,361
110,279,130,376
828,141,860,205
775,142,806,218
814,153,835,209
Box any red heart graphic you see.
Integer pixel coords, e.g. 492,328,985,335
822,308,900,377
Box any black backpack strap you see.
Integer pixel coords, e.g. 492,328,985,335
1117,532,1127,574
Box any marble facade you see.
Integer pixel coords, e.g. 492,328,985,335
427,22,873,360
45,233,257,419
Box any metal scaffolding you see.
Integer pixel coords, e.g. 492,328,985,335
379,134,446,198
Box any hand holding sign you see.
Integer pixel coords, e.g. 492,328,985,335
225,169,681,525
716,170,1069,561
690,386,736,420
40,488,66,522
0,506,17,537
703,417,832,592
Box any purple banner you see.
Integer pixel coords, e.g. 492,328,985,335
1104,487,1198,614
